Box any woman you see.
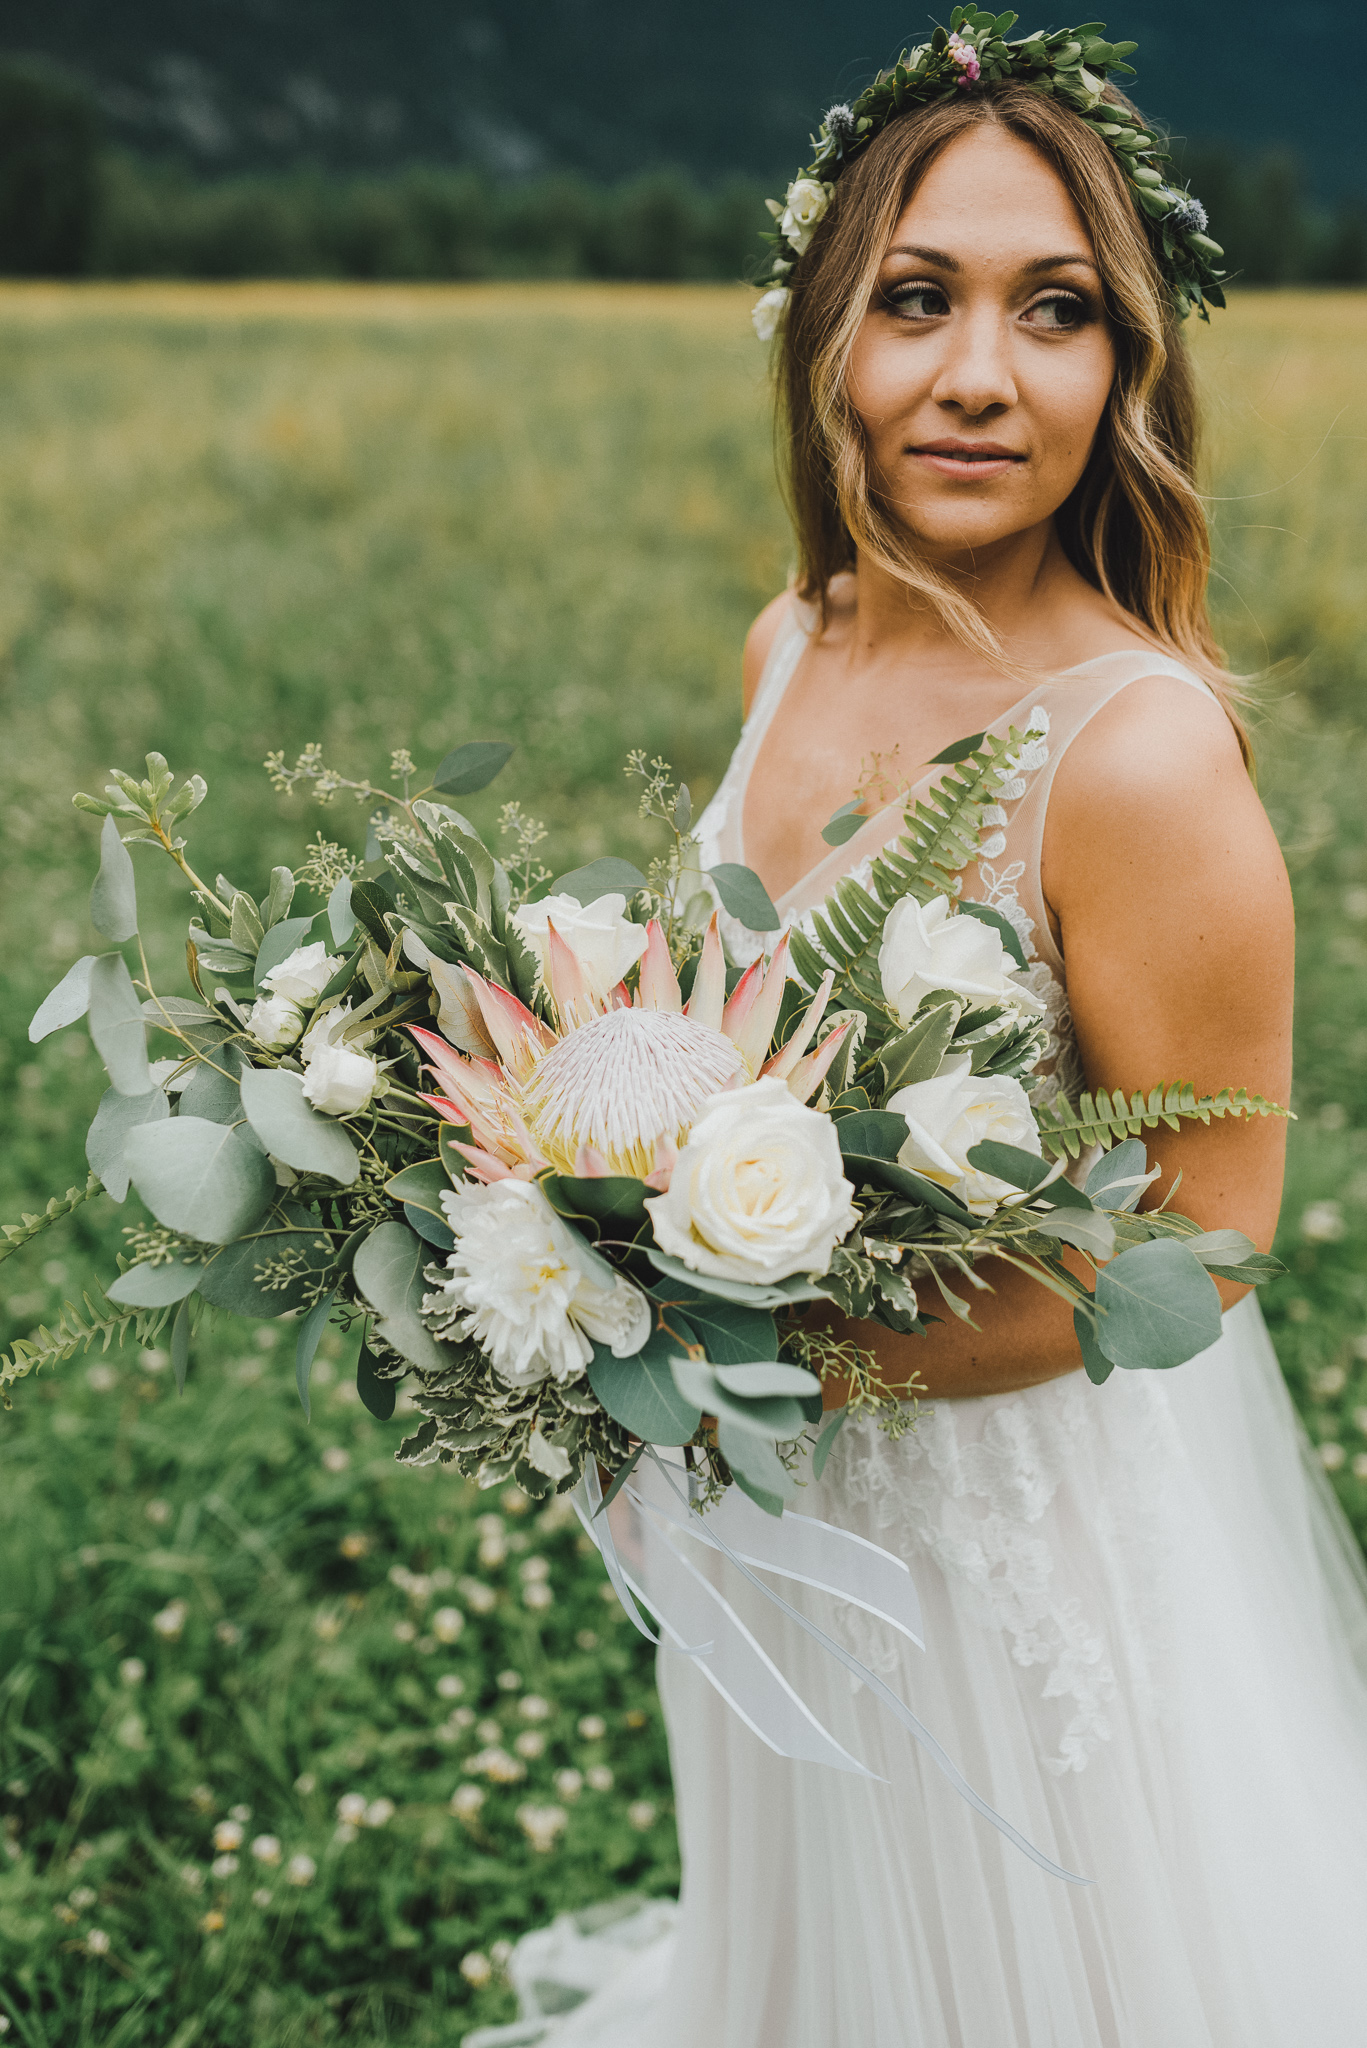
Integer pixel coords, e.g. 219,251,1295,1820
473,51,1367,2048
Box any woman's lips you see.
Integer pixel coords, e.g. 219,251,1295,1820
910,441,1026,481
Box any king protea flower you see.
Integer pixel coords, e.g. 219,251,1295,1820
411,913,849,1186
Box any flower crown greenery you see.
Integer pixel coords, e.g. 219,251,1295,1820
753,8,1226,337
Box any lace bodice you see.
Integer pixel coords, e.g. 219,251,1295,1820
693,595,1217,1769
693,594,1214,1104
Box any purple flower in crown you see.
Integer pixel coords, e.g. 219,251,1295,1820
946,31,981,86
1171,195,1209,236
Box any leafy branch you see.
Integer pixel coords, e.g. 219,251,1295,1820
1035,1083,1292,1161
0,1284,172,1404
0,1175,103,1266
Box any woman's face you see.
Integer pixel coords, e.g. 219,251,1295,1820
847,124,1117,563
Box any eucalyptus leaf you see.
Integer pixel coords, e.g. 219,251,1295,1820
1032,1208,1116,1261
356,1336,397,1419
1094,1238,1223,1371
295,1290,335,1419
432,740,514,796
550,857,649,904
712,1361,821,1399
821,800,866,848
196,1222,333,1316
716,1422,793,1513
352,1221,453,1372
263,867,296,929
707,862,780,933
328,877,356,948
643,1283,777,1366
811,1404,847,1480
86,1082,171,1201
926,731,986,765
406,1204,456,1249
30,956,96,1043
124,1116,274,1243
88,953,152,1098
1074,1305,1115,1385
1084,1138,1152,1212
670,1355,806,1437
384,1160,452,1222
141,997,232,1052
178,1045,246,1128
90,814,139,943
587,1323,703,1446
645,1248,828,1308
1182,1228,1259,1269
253,915,318,989
957,899,1028,969
106,1259,203,1307
238,1067,360,1184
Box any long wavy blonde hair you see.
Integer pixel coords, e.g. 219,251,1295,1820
777,82,1247,752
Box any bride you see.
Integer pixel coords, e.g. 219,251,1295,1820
470,41,1367,2048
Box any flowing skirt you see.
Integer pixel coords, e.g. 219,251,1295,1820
466,1299,1367,2048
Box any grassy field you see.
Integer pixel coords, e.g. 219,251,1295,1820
0,283,1365,2044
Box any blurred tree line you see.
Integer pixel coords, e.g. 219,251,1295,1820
1,60,1363,286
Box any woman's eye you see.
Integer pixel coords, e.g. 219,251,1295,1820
884,282,951,320
1023,292,1087,331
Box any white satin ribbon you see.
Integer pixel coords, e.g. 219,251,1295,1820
571,1451,1091,1887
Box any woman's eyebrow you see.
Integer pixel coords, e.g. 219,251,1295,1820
881,245,1097,277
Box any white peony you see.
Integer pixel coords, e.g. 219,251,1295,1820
878,894,1046,1027
302,1041,380,1116
886,1057,1041,1216
261,940,342,1005
247,992,304,1051
779,177,833,255
509,893,650,1003
644,1076,857,1285
751,286,791,340
432,1178,652,1388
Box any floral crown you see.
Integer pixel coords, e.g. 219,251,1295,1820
753,7,1225,339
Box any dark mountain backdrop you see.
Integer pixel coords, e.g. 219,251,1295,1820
0,1,1360,199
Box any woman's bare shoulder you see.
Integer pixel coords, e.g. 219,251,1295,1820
741,592,794,716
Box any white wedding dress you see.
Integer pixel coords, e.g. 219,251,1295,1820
467,602,1367,2048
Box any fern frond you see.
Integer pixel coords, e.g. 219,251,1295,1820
791,727,1031,988
1035,1083,1291,1161
0,1173,103,1266
0,1284,171,1404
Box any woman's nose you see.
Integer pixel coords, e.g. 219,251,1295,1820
929,308,1018,418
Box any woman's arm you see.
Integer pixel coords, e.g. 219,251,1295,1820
818,677,1294,1406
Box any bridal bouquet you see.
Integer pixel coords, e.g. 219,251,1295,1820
5,730,1283,1520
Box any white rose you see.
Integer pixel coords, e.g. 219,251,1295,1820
302,1041,380,1116
751,286,791,341
509,893,649,1003
247,993,304,1051
299,1001,372,1063
428,1179,651,1388
261,940,342,1005
885,1057,1040,1216
779,177,833,255
878,894,1046,1027
644,1076,857,1285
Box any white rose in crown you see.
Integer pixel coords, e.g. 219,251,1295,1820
751,285,791,341
428,1178,652,1389
878,894,1046,1027
645,1077,858,1285
886,1058,1041,1216
509,892,650,1004
260,939,342,1005
779,177,834,256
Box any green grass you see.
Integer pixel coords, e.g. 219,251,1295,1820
0,282,1366,2043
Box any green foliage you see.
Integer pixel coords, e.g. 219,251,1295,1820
0,60,100,277
1034,1082,1291,1161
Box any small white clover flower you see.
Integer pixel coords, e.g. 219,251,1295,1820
460,1952,493,1988
577,1715,606,1741
285,1853,316,1886
250,1835,281,1866
153,1600,189,1640
436,1674,465,1700
451,1784,485,1820
627,1800,658,1831
514,1731,545,1759
85,1928,111,1955
515,1803,568,1853
363,1798,395,1828
585,1765,613,1792
553,1769,582,1801
210,1854,239,1878
335,1793,367,1826
118,1658,145,1687
432,1607,464,1644
212,1820,244,1853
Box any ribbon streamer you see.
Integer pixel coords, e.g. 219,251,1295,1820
573,1451,1091,1887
